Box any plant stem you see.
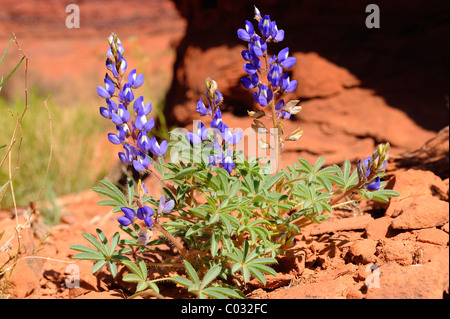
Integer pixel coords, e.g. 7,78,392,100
152,220,191,262
329,181,364,206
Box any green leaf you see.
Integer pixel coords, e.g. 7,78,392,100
70,244,103,256
108,260,118,277
183,260,200,286
72,252,105,261
200,265,221,290
203,286,245,299
92,260,107,274
174,166,200,180
81,232,108,256
263,171,285,190
186,221,208,237
96,228,109,252
210,231,220,258
170,276,193,288
109,232,120,255
123,273,142,282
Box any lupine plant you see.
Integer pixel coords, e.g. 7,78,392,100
71,7,398,299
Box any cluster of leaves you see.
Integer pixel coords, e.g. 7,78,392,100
71,143,398,299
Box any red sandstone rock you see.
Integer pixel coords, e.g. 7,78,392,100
347,239,378,264
292,52,361,99
365,216,396,240
385,169,448,210
376,239,418,266
307,214,374,236
390,196,449,230
269,276,351,299
366,262,447,299
415,228,449,246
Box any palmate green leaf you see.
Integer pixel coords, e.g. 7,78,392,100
227,241,277,285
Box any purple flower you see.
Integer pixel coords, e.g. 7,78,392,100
158,195,175,214
117,56,127,76
277,47,296,69
99,99,118,119
267,64,283,87
187,121,208,144
137,206,154,227
133,151,151,171
133,96,152,115
237,20,255,41
253,84,274,106
135,113,155,132
149,137,168,157
119,83,134,104
281,73,297,93
258,15,272,37
111,103,130,125
97,75,115,99
108,124,129,144
118,207,135,226
196,99,210,116
220,150,235,174
241,72,259,89
248,36,267,57
279,111,291,120
137,131,152,152
128,69,144,89
208,138,223,166
366,176,381,191
118,143,136,164
210,109,225,133
222,127,243,145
